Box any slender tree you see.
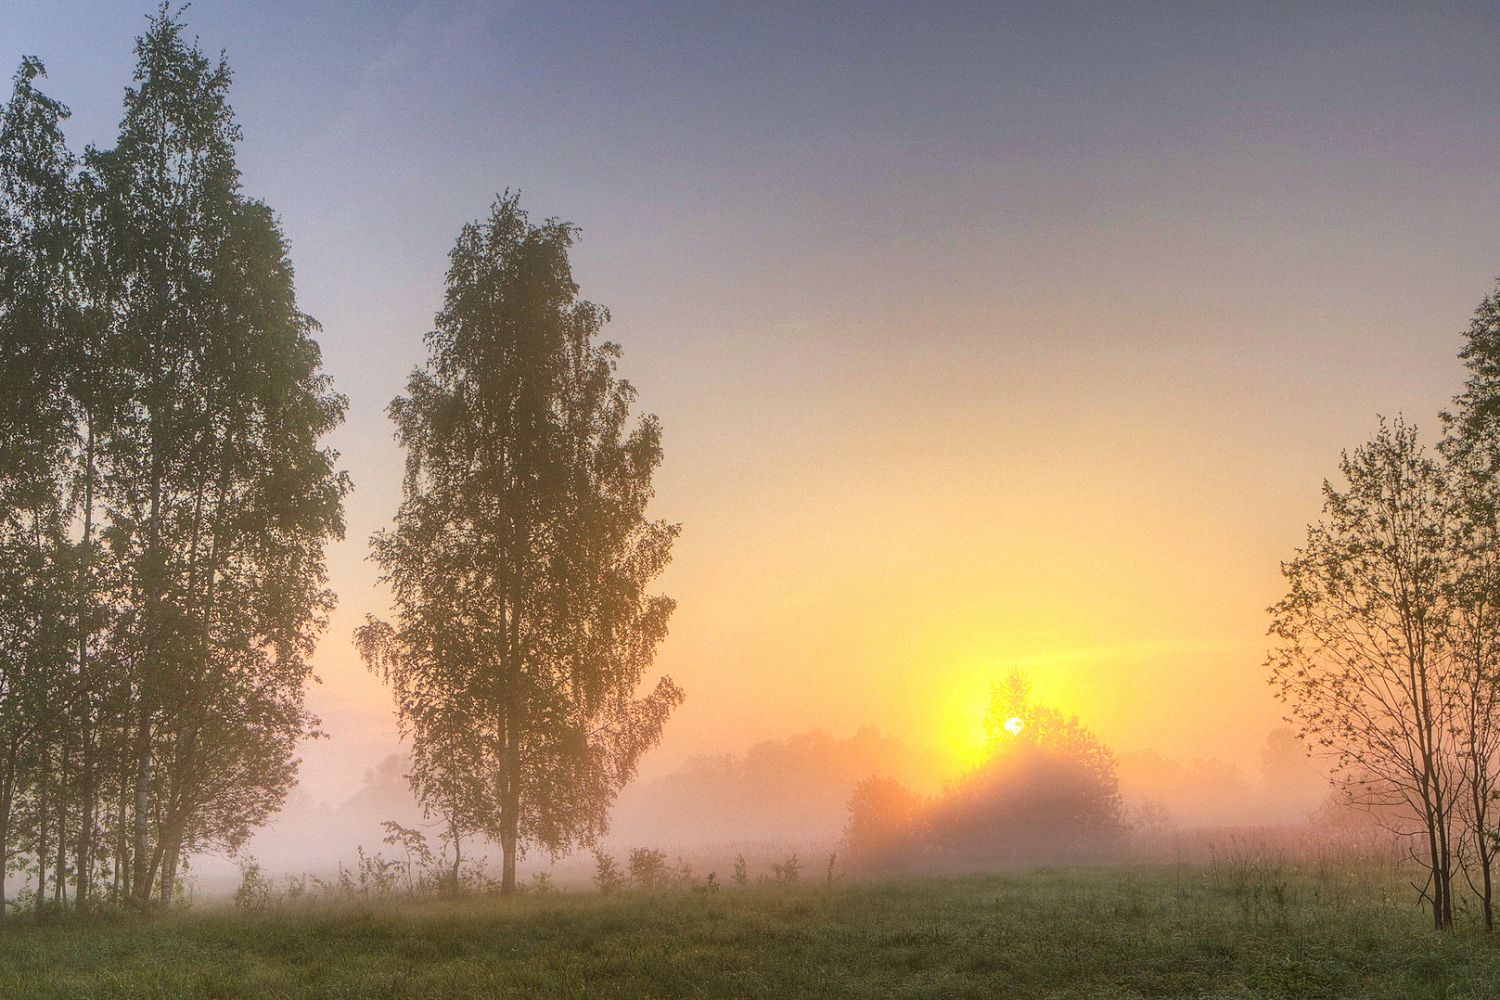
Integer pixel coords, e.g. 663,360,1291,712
82,10,348,902
0,55,82,918
1269,419,1461,929
359,193,682,894
1439,279,1500,931
1443,455,1500,931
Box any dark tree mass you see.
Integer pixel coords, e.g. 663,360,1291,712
357,194,682,896
0,10,347,912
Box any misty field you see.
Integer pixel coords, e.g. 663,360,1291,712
0,865,1493,1000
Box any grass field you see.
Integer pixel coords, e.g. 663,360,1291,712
1,864,1496,998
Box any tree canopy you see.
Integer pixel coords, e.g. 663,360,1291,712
358,192,681,895
0,6,346,912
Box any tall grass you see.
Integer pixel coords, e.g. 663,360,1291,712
2,863,1499,998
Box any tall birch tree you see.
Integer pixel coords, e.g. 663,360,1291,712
1269,419,1461,929
359,193,682,895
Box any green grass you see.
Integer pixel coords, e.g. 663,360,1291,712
1,865,1497,998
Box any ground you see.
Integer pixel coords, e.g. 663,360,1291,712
1,864,1496,998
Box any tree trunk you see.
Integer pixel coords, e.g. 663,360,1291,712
500,807,517,896
499,579,518,898
1439,784,1455,930
53,757,66,909
35,763,47,916
74,739,92,914
74,423,95,914
450,816,462,896
1483,845,1494,933
159,827,181,906
0,749,14,920
132,710,152,903
114,785,128,902
136,396,164,905
1470,753,1494,932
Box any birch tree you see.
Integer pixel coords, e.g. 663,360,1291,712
85,11,347,902
0,9,347,910
1269,419,1461,929
359,193,682,895
0,55,82,917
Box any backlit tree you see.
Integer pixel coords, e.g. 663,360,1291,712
359,193,682,894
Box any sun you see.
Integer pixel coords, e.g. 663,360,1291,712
1003,715,1024,736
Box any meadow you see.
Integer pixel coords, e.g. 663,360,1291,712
0,861,1495,999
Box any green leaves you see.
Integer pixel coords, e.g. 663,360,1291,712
0,6,347,911
364,192,681,893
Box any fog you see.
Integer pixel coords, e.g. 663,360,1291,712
178,720,1341,899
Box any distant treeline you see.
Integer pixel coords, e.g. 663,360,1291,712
0,12,347,912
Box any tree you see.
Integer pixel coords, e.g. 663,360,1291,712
1269,419,1461,929
843,673,1123,870
0,8,347,912
924,671,1124,861
83,10,348,902
0,55,83,918
1442,452,1500,931
1439,279,1500,931
359,193,682,894
843,776,924,867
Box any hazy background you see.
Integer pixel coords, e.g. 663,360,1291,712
3,1,1498,874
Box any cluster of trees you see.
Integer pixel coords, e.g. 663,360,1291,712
0,11,347,913
2,8,683,912
1270,282,1500,931
356,193,682,896
844,672,1124,869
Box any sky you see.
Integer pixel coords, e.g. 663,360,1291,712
5,1,1500,813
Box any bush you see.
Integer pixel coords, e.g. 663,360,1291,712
628,848,670,891
768,854,801,886
234,859,274,912
593,850,625,894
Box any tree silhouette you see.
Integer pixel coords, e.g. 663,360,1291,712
0,54,81,917
0,7,347,911
925,671,1124,861
1439,280,1500,931
359,193,681,894
1269,419,1461,929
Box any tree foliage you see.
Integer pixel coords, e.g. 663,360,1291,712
358,193,681,894
844,672,1124,870
1270,281,1500,931
0,7,345,913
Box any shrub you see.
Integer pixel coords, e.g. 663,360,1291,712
628,848,670,891
593,850,625,894
768,854,801,886
234,859,273,912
